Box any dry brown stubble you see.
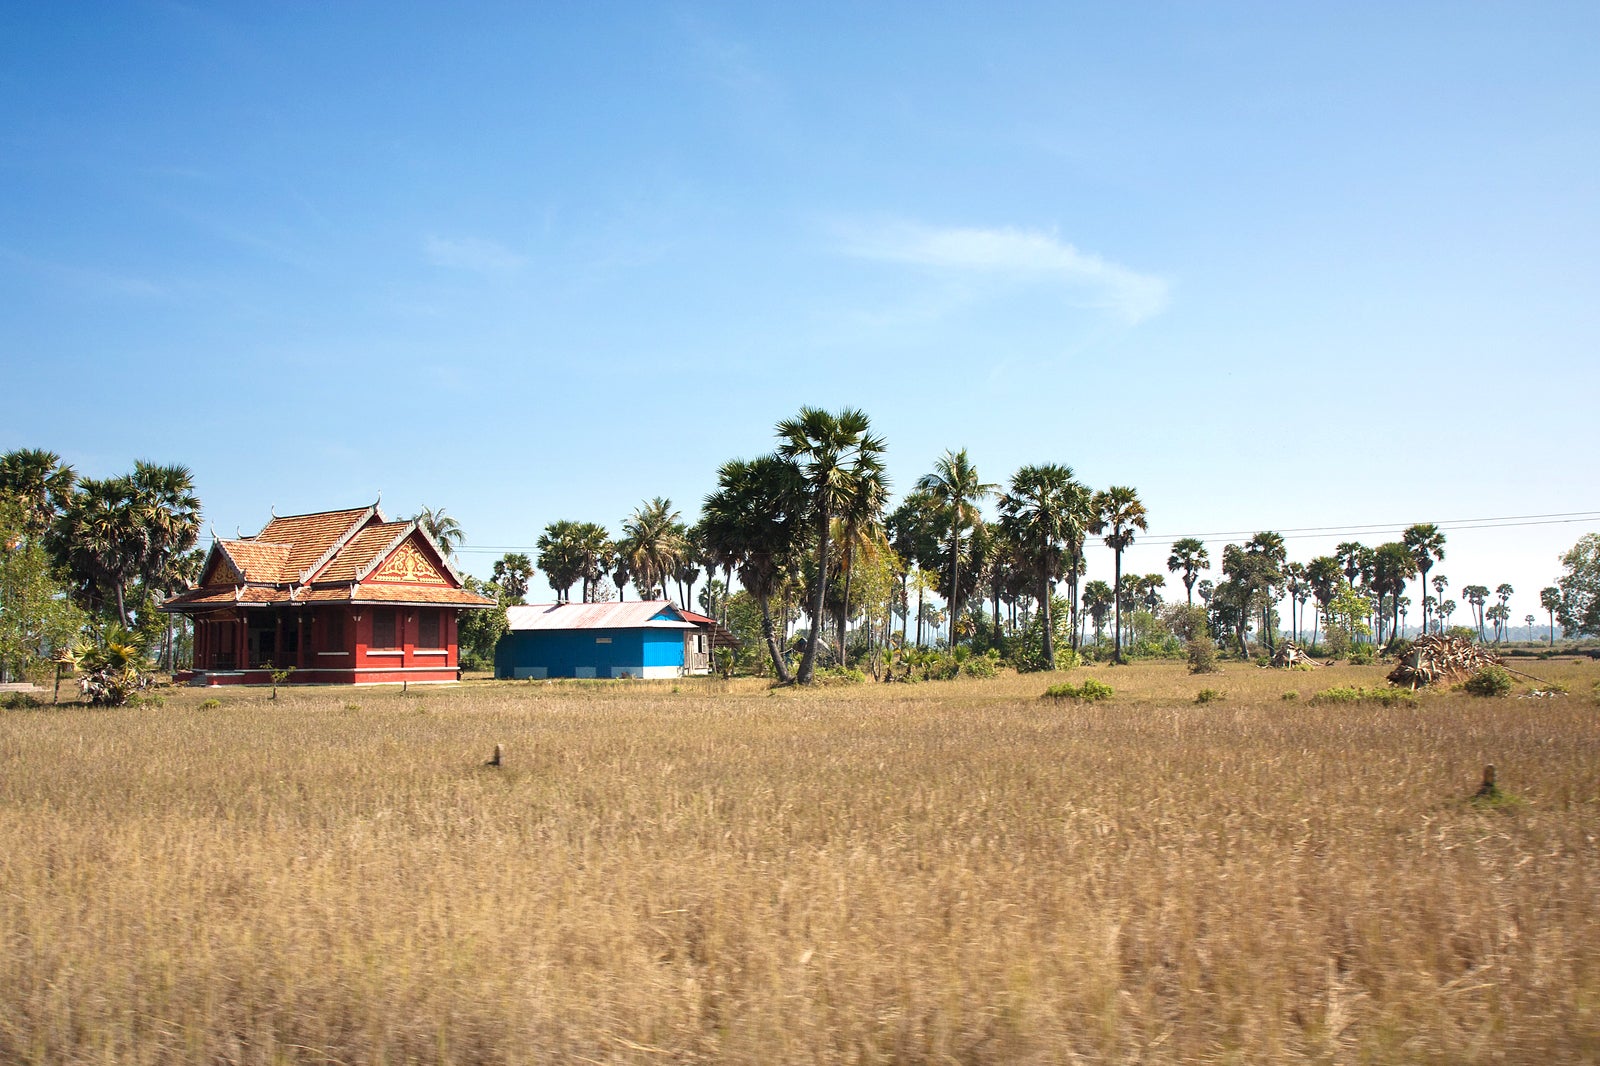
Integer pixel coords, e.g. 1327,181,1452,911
1,659,1597,1064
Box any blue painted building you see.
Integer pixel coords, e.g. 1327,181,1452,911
494,601,711,679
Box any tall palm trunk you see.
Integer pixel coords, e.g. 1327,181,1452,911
758,592,792,684
1112,546,1124,664
1040,564,1055,670
796,514,831,683
948,532,961,648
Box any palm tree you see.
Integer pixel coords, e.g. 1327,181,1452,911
1081,580,1114,647
1540,586,1562,645
1244,531,1287,652
1372,542,1416,644
1306,556,1342,650
622,498,684,603
915,449,995,649
1166,537,1209,608
998,463,1079,669
536,520,585,602
700,455,810,683
887,492,940,647
1282,561,1308,644
414,506,464,558
831,465,890,659
1461,584,1490,640
492,552,534,602
1431,574,1449,635
1089,486,1147,664
1335,542,1370,592
1493,583,1514,643
0,448,77,540
1402,524,1446,636
776,407,886,685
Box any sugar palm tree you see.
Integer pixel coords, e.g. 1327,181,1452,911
0,448,77,540
1431,574,1449,635
536,521,585,601
1540,586,1562,645
1335,542,1370,591
775,407,886,685
492,553,534,601
1372,542,1416,644
1244,531,1287,652
622,498,684,603
832,465,890,659
1166,537,1209,608
1461,584,1490,640
700,455,810,682
1081,580,1114,647
998,463,1080,669
1089,486,1147,664
1402,523,1446,636
915,449,995,649
1306,556,1342,649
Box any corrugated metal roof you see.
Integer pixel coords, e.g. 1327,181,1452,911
505,601,696,632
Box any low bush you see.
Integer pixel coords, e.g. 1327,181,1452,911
1463,665,1514,698
1310,685,1417,708
199,698,221,709
1194,688,1224,705
1187,636,1219,675
815,667,867,686
961,651,1002,680
1043,677,1114,703
1281,690,1299,701
1,692,44,709
1347,644,1375,666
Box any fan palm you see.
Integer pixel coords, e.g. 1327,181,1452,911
998,463,1081,669
1166,537,1209,608
915,449,995,649
1090,486,1147,664
775,407,885,684
700,455,809,682
1402,523,1446,635
0,448,77,540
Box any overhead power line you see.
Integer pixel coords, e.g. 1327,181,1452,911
450,509,1600,556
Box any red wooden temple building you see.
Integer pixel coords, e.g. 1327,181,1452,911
164,503,495,685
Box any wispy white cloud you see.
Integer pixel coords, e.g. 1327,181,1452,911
839,221,1170,323
424,235,527,275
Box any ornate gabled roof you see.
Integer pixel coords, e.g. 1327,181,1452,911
256,505,379,583
315,521,414,583
209,539,293,585
163,502,493,613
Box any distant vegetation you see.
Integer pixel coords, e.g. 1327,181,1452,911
3,416,1598,690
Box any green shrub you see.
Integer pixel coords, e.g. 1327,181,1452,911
1347,644,1375,666
199,697,221,710
1187,635,1219,675
1281,690,1299,701
1462,665,1514,697
1,692,43,709
1311,685,1417,707
815,667,867,686
1194,687,1223,705
962,651,1001,680
1385,638,1414,662
1043,677,1114,702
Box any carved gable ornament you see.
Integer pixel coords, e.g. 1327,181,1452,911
204,554,243,587
368,539,449,585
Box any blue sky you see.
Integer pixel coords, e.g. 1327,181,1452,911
3,3,1596,625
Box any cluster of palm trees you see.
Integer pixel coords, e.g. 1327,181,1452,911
0,448,202,668
495,407,1163,683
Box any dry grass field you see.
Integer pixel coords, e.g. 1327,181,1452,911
2,658,1598,1065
